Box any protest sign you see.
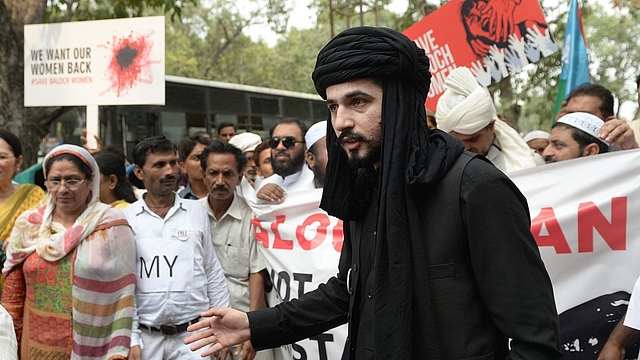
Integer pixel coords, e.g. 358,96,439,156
24,16,165,107
241,184,346,360
403,0,557,111
511,149,640,358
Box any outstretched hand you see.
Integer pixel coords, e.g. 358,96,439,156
184,307,252,357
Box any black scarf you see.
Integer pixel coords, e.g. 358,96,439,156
312,27,464,359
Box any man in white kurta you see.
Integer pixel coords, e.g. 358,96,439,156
256,120,315,202
198,141,274,360
125,136,229,360
436,66,540,173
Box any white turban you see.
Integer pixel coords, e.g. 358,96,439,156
436,66,538,173
436,66,496,134
228,132,262,153
523,130,550,143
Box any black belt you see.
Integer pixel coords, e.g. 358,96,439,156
139,317,200,335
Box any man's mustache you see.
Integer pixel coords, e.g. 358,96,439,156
337,131,370,144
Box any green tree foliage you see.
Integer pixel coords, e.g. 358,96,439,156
46,0,193,21
520,0,640,132
164,0,289,84
584,0,640,117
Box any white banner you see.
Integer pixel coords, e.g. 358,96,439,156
511,149,640,358
245,149,640,359
24,16,165,106
241,184,346,360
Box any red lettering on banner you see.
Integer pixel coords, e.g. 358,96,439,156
333,220,344,252
413,30,438,53
577,197,627,252
252,216,269,249
252,213,344,252
428,64,456,99
531,207,571,254
272,215,294,250
296,213,330,250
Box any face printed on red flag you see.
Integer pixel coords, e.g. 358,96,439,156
403,0,557,111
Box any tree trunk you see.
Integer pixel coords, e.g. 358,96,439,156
0,0,68,168
497,77,521,131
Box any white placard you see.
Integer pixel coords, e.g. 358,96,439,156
24,16,165,106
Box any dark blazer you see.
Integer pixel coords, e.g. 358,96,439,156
249,152,562,360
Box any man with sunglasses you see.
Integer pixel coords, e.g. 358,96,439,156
185,27,561,360
256,118,315,201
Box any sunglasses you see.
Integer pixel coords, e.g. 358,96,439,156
269,136,305,149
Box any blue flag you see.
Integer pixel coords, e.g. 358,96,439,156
554,0,590,117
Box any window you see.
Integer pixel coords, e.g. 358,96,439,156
283,98,310,119
250,97,280,116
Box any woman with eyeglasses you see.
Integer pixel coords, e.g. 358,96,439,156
0,130,45,291
1,144,136,359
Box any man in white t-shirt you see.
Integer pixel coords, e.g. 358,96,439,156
124,135,229,360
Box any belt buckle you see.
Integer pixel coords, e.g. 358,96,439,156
160,324,178,335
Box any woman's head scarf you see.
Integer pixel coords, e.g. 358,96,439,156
43,144,101,209
312,27,464,359
3,145,109,274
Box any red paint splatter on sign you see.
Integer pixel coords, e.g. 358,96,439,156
104,32,154,97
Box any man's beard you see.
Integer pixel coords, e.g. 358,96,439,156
271,148,306,177
338,131,381,168
311,162,325,184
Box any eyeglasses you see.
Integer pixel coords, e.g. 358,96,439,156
46,178,86,190
269,137,305,149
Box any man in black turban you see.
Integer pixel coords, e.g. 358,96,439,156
185,27,562,360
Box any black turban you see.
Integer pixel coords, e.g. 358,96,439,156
313,27,464,360
313,27,432,100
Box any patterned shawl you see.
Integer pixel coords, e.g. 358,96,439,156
2,145,136,359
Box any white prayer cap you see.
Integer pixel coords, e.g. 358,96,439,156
305,121,327,148
435,66,496,135
523,130,550,143
556,112,605,141
228,132,262,153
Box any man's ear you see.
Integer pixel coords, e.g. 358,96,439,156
306,151,315,170
487,119,496,132
133,165,144,181
583,143,601,157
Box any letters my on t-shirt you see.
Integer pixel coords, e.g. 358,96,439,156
136,237,194,292
140,255,178,278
